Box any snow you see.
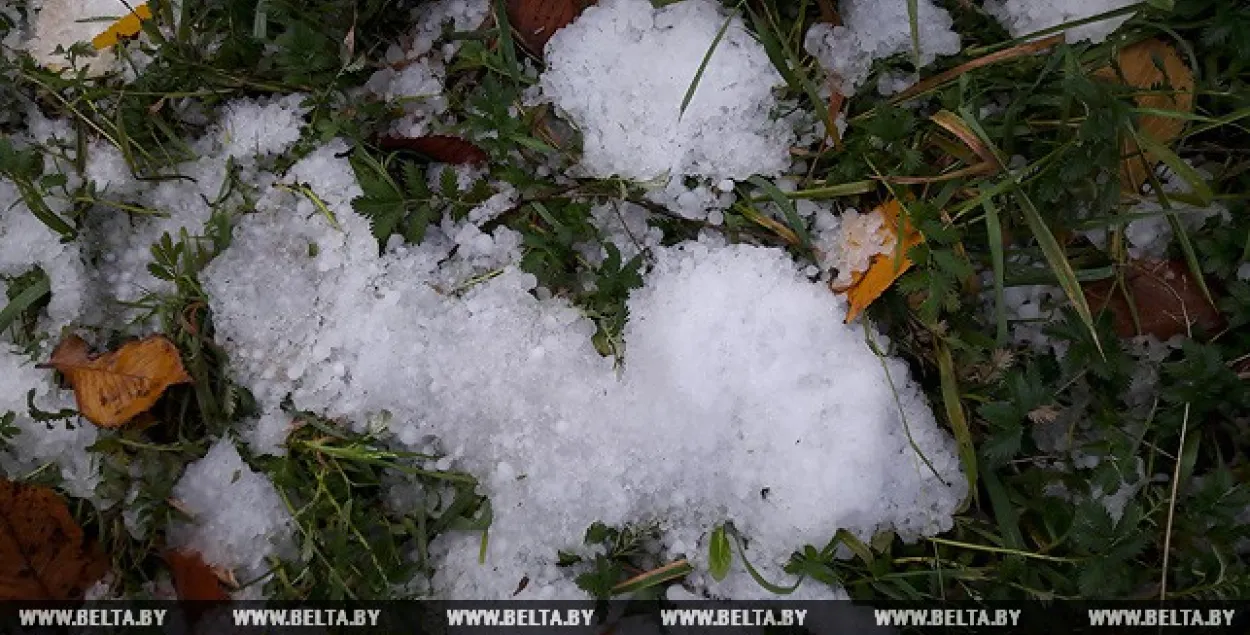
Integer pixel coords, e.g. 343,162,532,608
0,345,100,500
578,201,663,266
0,122,89,333
3,0,975,599
243,410,296,457
1085,163,1227,260
1000,283,1065,352
25,0,138,74
73,96,310,328
804,0,961,95
218,95,311,161
203,165,966,598
984,0,1137,44
539,0,794,183
168,438,295,579
363,0,490,139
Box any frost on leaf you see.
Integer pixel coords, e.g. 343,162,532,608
836,199,925,323
0,478,109,600
40,334,192,428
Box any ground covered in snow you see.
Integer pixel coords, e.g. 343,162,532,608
1,0,1248,604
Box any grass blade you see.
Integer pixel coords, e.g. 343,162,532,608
748,176,812,249
679,11,735,120
0,274,51,335
936,341,977,511
982,468,1024,550
490,0,522,83
748,5,833,136
959,106,1104,356
982,197,1008,345
907,0,921,71
1131,127,1214,204
1166,213,1216,308
612,559,693,596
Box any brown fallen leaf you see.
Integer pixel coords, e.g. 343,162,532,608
1083,260,1223,339
0,478,110,600
40,334,192,428
506,0,597,56
165,549,230,601
379,134,489,164
1095,39,1194,195
840,199,925,323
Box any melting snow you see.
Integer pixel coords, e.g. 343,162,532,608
804,0,961,95
984,0,1138,44
539,0,794,183
0,0,973,600
202,154,966,597
168,438,295,579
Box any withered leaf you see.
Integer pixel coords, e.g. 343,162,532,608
506,0,597,56
165,549,230,601
91,2,153,50
840,200,925,323
1096,39,1194,194
41,334,192,428
379,134,489,164
0,478,109,600
1084,260,1223,339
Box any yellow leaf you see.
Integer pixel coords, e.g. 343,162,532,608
91,2,152,50
1095,39,1194,194
40,334,191,428
841,199,924,323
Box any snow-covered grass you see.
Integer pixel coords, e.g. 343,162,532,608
1,0,1249,604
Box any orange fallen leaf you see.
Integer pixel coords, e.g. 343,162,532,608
165,549,230,601
0,478,110,600
40,334,192,428
840,199,925,323
1095,39,1194,195
506,0,597,56
91,2,153,50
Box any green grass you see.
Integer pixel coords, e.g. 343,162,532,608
1,0,1249,602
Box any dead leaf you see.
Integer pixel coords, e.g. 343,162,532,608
840,200,925,323
40,334,192,428
91,2,153,50
506,0,597,56
0,478,109,600
379,135,489,164
1026,404,1060,425
1083,260,1223,339
1095,39,1194,194
165,549,230,601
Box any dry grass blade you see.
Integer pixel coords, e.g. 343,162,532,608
891,35,1064,104
930,110,1001,170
